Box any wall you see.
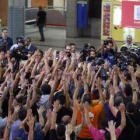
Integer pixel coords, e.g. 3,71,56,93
0,0,8,26
31,0,48,8
53,0,64,8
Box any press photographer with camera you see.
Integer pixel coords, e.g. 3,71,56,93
0,28,13,51
10,37,25,51
101,37,118,68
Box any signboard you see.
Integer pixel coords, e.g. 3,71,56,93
102,2,111,36
122,1,140,28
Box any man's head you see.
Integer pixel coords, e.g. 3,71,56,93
58,94,66,106
82,94,92,105
18,107,27,121
56,124,66,138
65,45,71,53
126,35,132,45
90,50,96,57
39,6,43,11
13,94,25,107
25,37,31,46
41,84,51,95
70,43,76,53
1,28,8,38
35,88,42,103
124,83,133,97
106,42,113,50
17,37,25,46
114,96,123,107
126,102,135,113
61,115,71,125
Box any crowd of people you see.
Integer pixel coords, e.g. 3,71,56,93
0,28,140,140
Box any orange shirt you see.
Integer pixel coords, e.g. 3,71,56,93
77,102,103,138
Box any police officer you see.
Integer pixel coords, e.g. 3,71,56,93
121,35,137,49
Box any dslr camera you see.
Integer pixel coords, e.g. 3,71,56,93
103,37,113,46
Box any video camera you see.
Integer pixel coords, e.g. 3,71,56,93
115,47,140,71
103,37,113,46
80,44,90,61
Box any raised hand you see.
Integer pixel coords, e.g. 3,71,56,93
106,120,116,133
66,124,73,136
38,106,45,115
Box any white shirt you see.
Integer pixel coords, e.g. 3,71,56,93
10,44,18,50
25,43,31,49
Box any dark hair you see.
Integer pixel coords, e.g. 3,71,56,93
124,71,131,81
56,124,66,138
41,84,51,95
25,72,31,80
2,28,7,32
101,118,109,130
126,102,135,113
15,95,25,104
36,88,42,96
82,94,92,104
25,37,31,42
70,43,76,46
89,46,95,50
114,96,123,107
39,6,43,10
92,89,99,99
38,49,44,57
58,94,66,105
18,107,27,121
124,83,133,97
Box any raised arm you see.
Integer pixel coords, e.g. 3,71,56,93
42,109,52,134
84,102,91,128
96,77,105,103
118,103,126,131
50,101,60,130
106,121,117,140
109,85,118,118
113,65,119,94
28,116,35,140
62,74,69,108
38,106,45,127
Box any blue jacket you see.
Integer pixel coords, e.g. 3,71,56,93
0,37,13,51
23,44,37,54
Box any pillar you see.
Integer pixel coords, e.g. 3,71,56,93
66,0,79,38
8,0,25,43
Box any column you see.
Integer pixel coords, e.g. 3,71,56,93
66,0,80,38
8,0,25,43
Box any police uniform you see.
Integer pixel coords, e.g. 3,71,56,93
121,43,137,49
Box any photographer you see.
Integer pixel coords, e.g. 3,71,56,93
101,37,118,68
121,35,137,49
0,28,13,51
10,37,25,51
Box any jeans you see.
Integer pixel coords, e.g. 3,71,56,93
77,138,93,140
38,24,45,40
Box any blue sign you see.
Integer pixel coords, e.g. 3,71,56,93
77,3,88,28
